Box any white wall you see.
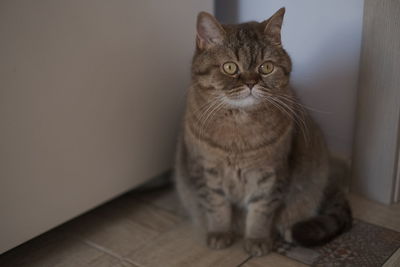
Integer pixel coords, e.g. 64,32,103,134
0,0,212,253
217,0,364,158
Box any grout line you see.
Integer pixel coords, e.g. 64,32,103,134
237,256,252,267
81,239,138,266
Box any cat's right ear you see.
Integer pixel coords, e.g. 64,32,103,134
262,7,285,46
196,12,225,50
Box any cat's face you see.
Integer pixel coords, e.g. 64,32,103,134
192,8,292,109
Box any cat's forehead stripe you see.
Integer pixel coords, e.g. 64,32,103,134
228,24,266,69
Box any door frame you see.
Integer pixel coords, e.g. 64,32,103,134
351,0,400,204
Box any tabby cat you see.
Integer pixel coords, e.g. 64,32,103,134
174,8,352,256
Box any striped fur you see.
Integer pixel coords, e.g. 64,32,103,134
174,8,352,257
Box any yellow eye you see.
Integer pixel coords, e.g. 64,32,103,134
259,62,274,75
222,62,238,75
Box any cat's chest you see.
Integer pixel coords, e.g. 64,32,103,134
209,112,268,149
220,165,274,204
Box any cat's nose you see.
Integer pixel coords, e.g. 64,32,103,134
245,80,257,89
242,73,259,89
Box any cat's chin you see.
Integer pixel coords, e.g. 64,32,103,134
224,95,258,108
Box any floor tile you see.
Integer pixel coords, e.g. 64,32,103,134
0,229,135,267
130,185,186,217
64,194,182,257
243,253,307,267
127,221,249,267
2,188,399,267
349,194,400,231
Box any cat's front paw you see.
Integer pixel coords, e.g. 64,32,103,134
207,232,234,250
244,238,273,256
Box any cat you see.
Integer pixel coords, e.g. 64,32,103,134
174,7,352,257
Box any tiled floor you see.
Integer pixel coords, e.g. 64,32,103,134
1,185,399,267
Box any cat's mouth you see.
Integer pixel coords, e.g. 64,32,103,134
224,87,259,107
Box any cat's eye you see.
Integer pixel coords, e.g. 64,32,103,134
259,62,274,75
222,62,239,75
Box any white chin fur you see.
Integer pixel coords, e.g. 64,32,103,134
224,95,257,108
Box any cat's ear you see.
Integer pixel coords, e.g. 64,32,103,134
262,7,285,45
196,12,225,50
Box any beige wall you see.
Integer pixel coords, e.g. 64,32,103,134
0,0,212,253
352,0,400,204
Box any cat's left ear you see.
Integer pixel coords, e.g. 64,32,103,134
262,7,285,45
196,12,225,50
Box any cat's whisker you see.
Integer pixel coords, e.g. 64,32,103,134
193,97,222,124
256,86,324,114
201,99,225,136
269,94,312,139
256,91,310,144
264,97,301,132
258,93,294,124
202,100,226,137
271,97,310,145
189,96,224,152
274,94,332,114
197,97,225,139
271,97,309,141
257,91,309,126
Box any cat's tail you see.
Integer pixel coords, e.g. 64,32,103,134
291,157,353,247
